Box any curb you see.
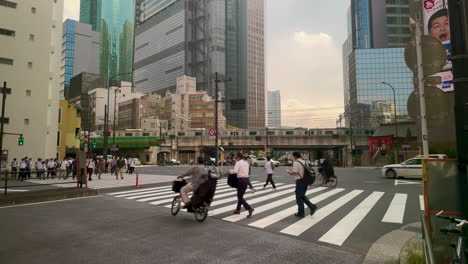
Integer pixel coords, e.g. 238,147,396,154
0,188,98,207
363,222,421,264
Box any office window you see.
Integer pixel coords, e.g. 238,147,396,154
0,28,15,37
24,119,30,125
58,108,62,123
57,131,61,147
31,7,36,14
26,90,31,96
0,0,16,8
28,61,32,69
0,57,13,65
29,34,34,41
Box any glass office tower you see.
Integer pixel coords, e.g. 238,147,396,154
80,0,134,83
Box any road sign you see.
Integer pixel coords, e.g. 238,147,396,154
209,128,216,140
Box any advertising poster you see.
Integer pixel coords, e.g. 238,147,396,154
422,0,454,92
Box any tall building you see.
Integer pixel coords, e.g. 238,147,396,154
133,0,226,96
267,90,281,128
79,0,134,84
225,0,265,129
343,0,413,130
61,19,100,98
0,0,63,161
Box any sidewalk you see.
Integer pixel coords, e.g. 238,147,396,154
363,222,421,264
27,173,174,190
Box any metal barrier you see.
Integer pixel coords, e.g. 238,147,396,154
1,169,85,195
421,211,435,264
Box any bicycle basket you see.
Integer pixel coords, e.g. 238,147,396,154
172,180,187,193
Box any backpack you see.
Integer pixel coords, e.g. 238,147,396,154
297,160,316,185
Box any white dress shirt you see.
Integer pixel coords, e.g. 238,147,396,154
292,159,305,180
265,161,274,174
229,159,250,178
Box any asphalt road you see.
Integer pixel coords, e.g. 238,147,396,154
0,166,422,264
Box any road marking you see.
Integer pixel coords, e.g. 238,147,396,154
382,193,407,224
0,195,102,209
122,184,234,199
162,182,270,207
280,190,363,236
3,189,29,192
209,184,289,208
318,191,384,246
222,187,330,222
209,185,296,216
395,180,421,186
419,195,425,211
108,186,170,195
116,188,173,198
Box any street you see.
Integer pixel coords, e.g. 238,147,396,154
0,166,423,263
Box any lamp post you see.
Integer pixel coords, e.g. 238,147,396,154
381,82,399,163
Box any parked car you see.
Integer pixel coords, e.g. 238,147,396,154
165,159,180,166
381,154,447,179
252,157,280,167
132,158,141,166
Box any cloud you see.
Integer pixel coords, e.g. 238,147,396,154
267,30,344,128
63,0,80,21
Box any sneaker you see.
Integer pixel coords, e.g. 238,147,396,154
310,205,318,216
294,212,305,218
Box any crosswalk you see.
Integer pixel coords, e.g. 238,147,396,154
107,181,423,247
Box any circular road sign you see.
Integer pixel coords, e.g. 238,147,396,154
208,128,216,137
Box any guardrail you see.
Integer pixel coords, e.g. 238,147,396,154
421,211,435,264
1,169,86,195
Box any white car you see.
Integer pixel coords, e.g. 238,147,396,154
252,158,280,167
381,154,448,179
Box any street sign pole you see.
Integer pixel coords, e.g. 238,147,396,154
447,0,468,220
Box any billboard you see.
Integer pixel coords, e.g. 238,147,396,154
422,0,453,92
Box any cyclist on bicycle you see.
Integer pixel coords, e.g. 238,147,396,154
176,157,209,209
318,159,336,183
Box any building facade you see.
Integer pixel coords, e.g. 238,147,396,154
79,0,134,83
343,0,413,130
118,94,160,130
57,100,81,159
61,19,100,97
225,0,265,129
0,0,63,162
133,0,225,97
267,90,281,128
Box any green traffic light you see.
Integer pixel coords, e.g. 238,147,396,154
18,136,24,146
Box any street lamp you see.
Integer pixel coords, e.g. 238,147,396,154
381,82,399,163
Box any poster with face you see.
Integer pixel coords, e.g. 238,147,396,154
423,0,453,92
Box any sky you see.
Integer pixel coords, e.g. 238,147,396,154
63,0,349,128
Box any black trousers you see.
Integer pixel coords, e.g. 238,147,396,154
87,168,93,180
236,178,252,211
264,174,276,188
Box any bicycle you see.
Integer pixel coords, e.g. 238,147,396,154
437,211,468,264
170,194,209,222
317,173,338,188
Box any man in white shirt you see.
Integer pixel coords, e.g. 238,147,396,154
263,156,276,190
19,158,27,181
11,158,18,179
288,152,317,218
47,159,57,179
35,158,45,180
229,153,254,217
87,159,95,181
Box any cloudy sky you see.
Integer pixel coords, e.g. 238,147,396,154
63,0,348,128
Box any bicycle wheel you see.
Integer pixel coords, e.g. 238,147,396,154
171,196,181,216
317,173,325,186
194,205,208,222
324,176,338,188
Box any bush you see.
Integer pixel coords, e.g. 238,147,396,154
405,242,425,264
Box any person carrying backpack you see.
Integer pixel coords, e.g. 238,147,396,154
263,156,276,190
288,152,317,218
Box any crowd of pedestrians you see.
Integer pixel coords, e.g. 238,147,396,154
8,156,139,182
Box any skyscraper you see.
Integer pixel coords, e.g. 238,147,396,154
61,19,100,97
225,0,265,129
133,0,226,97
79,0,134,84
0,0,63,161
343,0,413,129
267,91,281,128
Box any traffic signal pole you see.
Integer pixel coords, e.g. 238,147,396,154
447,0,468,219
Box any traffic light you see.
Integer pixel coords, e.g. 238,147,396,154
18,136,24,146
92,142,97,148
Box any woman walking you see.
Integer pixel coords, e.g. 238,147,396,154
263,156,276,190
96,159,104,180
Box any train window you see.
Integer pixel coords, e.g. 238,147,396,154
125,133,132,136
143,133,150,136
195,132,202,136
178,132,185,136
249,131,257,136
286,131,294,135
325,131,334,135
310,131,314,135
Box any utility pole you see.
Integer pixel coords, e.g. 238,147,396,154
447,0,468,219
414,21,430,158
215,72,220,166
1,82,8,193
